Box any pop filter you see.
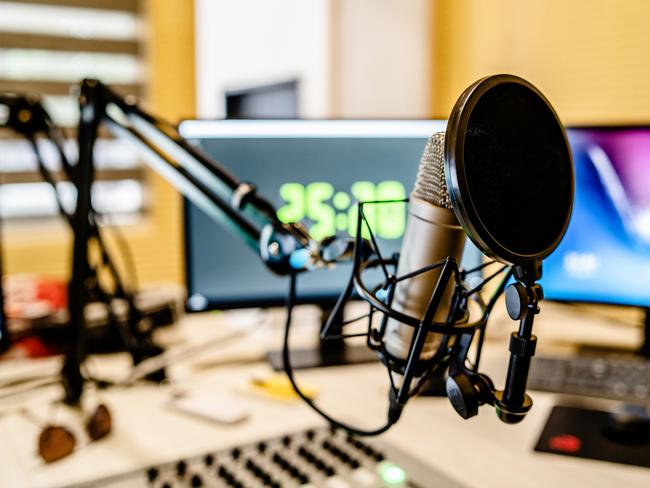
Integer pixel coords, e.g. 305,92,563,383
445,74,574,265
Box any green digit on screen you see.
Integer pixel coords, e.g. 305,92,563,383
306,182,335,240
277,183,306,223
376,181,406,239
349,181,376,239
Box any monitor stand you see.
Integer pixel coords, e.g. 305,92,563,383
266,304,378,371
577,307,650,358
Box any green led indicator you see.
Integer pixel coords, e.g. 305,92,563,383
336,213,348,231
277,182,305,223
277,181,407,241
379,463,407,485
349,181,376,239
333,191,350,210
306,182,335,240
376,181,406,239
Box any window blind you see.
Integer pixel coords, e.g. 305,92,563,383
0,0,146,221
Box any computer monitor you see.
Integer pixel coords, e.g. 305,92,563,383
179,120,483,369
542,126,650,354
225,80,299,120
179,119,487,310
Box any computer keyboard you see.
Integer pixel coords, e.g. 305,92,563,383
528,355,650,403
67,426,464,488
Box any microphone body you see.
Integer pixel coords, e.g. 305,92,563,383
384,133,466,364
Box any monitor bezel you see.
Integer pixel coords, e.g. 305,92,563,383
179,119,447,312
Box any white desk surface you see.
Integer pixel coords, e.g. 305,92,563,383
0,302,649,488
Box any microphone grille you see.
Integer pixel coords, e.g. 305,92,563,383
413,132,452,209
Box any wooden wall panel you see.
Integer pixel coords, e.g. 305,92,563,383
432,0,650,125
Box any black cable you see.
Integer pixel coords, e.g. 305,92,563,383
28,135,139,298
101,216,139,292
473,269,512,370
27,136,73,225
282,272,395,437
91,210,139,294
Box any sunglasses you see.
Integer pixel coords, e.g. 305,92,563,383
23,403,112,463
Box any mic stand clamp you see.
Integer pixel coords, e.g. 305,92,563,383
446,331,496,419
446,261,542,423
493,262,543,423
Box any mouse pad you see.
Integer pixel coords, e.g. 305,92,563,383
535,405,650,468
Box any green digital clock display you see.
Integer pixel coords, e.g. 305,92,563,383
277,181,406,241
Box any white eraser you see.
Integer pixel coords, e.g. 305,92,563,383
168,391,249,425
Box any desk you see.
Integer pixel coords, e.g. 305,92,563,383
0,302,649,488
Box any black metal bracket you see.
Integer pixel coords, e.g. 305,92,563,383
491,261,543,423
315,200,515,423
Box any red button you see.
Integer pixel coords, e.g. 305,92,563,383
549,434,582,453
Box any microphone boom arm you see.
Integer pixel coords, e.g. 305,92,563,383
78,79,319,275
1,80,328,406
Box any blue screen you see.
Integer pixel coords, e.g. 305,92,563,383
541,127,650,307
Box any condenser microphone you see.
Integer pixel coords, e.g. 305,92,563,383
384,133,466,367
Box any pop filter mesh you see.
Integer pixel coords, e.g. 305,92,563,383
461,81,572,259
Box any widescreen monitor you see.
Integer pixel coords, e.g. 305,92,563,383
542,127,650,308
179,119,485,311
